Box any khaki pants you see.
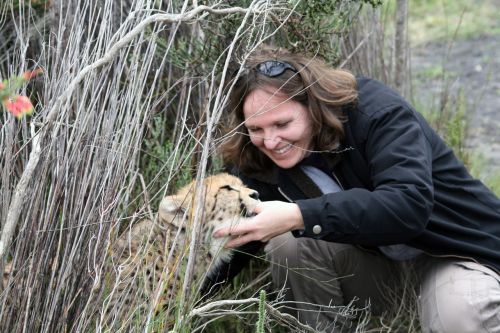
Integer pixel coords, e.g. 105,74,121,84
265,232,500,333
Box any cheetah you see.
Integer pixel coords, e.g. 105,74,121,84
97,173,259,330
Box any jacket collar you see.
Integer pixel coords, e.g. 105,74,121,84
243,163,281,185
242,152,342,186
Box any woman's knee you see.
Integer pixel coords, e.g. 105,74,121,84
265,232,352,268
419,260,500,333
264,233,351,294
265,232,300,267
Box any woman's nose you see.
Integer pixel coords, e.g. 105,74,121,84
263,134,281,149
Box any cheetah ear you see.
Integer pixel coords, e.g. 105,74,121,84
158,195,186,228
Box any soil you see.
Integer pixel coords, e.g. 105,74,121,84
411,34,500,175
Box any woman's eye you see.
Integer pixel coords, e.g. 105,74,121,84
247,127,260,133
276,122,289,128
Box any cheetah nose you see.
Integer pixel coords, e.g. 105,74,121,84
249,191,259,200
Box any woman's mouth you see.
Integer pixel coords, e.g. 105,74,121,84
275,143,293,155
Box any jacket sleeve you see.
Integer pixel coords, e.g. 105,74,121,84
296,104,435,246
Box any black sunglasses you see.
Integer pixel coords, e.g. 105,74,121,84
255,60,298,77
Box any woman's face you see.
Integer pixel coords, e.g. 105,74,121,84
243,87,314,169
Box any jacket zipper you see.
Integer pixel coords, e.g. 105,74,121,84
277,187,294,203
331,170,345,190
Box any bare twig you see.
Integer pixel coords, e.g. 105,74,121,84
188,297,318,333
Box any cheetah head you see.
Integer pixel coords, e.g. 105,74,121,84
158,173,259,262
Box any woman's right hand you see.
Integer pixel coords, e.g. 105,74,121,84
213,200,305,248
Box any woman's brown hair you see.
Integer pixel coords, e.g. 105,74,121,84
220,45,358,175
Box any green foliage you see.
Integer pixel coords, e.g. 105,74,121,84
416,64,446,80
10,0,51,10
281,0,382,64
444,88,469,163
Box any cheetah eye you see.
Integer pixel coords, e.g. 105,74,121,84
220,185,236,191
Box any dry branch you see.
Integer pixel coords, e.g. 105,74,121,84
187,297,318,333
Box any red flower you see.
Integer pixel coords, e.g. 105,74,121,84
0,82,4,90
22,68,43,81
2,95,34,119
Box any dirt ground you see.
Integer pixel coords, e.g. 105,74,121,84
411,34,500,176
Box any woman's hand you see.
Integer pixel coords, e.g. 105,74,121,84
213,201,305,248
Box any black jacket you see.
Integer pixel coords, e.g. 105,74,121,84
203,77,500,293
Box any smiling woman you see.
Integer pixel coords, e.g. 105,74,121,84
243,87,314,169
221,46,357,175
216,44,500,332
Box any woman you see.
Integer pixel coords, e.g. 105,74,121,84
213,45,500,332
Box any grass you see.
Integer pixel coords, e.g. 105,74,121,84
379,0,500,46
414,64,459,81
381,0,500,45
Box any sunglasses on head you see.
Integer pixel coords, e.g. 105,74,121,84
255,60,297,77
